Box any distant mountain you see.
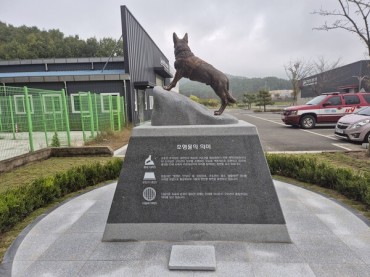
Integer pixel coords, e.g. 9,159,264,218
179,75,292,100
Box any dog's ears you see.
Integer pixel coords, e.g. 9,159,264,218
183,33,188,43
173,32,188,43
173,32,179,43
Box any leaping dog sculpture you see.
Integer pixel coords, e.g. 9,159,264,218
163,33,236,115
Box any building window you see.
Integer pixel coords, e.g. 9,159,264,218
71,94,81,113
344,95,360,105
134,90,138,112
70,93,89,113
100,93,120,113
144,91,148,110
42,94,62,114
149,96,154,110
14,95,34,114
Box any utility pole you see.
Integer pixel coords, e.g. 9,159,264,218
352,75,368,92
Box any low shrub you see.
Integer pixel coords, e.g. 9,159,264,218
50,132,61,147
0,158,122,233
266,154,370,207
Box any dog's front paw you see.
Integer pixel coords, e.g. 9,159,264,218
214,110,221,116
163,86,171,91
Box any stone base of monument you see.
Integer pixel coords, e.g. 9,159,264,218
103,121,291,243
169,245,216,271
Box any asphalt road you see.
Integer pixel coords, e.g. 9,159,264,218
227,109,364,152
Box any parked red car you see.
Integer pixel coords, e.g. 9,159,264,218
281,92,370,129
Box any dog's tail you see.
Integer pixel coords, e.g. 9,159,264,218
226,79,237,103
227,95,237,104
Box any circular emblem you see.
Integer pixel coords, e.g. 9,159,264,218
143,187,156,201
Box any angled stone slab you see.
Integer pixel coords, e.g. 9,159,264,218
103,121,290,242
169,245,216,271
151,86,238,126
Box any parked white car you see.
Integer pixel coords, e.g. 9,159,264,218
335,106,370,143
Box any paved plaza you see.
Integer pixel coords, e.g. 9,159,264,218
1,179,370,276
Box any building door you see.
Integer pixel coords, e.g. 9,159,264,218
137,89,145,123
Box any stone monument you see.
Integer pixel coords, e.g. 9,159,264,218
103,86,290,243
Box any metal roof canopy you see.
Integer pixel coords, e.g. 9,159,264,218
0,70,130,83
154,66,173,78
0,69,125,78
133,81,155,89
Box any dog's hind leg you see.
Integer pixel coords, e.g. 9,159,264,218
214,90,236,115
214,94,228,115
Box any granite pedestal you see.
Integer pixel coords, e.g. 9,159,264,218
103,121,290,242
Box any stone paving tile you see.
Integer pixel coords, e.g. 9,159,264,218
76,183,116,201
279,198,310,213
337,233,370,264
77,261,140,277
16,261,85,277
252,262,316,277
139,261,195,277
13,232,59,261
29,212,85,234
245,242,304,263
66,212,108,233
194,261,254,277
290,234,365,264
11,261,33,277
212,242,248,262
88,241,145,261
297,195,334,211
141,241,173,262
85,199,112,214
309,263,370,277
48,199,96,214
284,213,333,235
38,232,102,261
317,213,370,236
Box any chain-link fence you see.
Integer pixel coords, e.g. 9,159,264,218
0,85,126,161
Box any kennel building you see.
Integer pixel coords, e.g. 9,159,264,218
0,5,172,126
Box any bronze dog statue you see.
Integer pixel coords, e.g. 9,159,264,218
163,33,236,115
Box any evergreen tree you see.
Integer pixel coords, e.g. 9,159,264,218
256,90,274,112
242,93,256,109
0,21,123,60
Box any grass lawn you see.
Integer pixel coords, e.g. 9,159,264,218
0,157,116,193
316,151,370,175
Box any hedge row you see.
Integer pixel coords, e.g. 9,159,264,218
1,154,369,234
266,154,370,207
0,158,122,233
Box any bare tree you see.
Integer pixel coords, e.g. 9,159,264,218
310,57,342,95
313,0,370,56
284,59,313,104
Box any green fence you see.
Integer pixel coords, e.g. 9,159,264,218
0,86,126,161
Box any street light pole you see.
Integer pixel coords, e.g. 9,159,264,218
352,75,368,92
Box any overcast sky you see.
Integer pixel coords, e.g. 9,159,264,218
0,0,368,78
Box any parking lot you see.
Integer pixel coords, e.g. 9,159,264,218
228,109,365,152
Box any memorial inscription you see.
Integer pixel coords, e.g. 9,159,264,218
105,129,284,223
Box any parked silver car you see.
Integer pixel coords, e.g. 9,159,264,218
335,106,370,143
